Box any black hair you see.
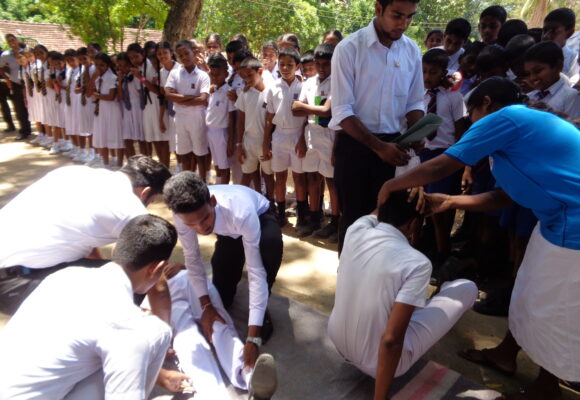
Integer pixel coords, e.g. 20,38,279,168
87,42,102,52
323,29,343,41
497,19,528,48
445,18,472,40
48,51,65,61
300,50,315,65
112,214,177,272
127,42,144,54
467,77,525,111
314,43,335,60
120,155,172,195
461,40,486,58
278,33,301,51
279,47,301,65
175,40,194,51
116,51,131,64
77,47,88,56
523,41,564,68
225,40,244,54
207,52,229,71
480,5,507,24
426,29,443,41
476,45,507,75
205,33,222,48
163,171,211,214
527,28,543,43
64,48,77,58
232,33,249,49
240,57,262,71
233,48,253,64
378,190,420,227
5,33,16,40
33,44,48,56
155,41,173,52
422,48,449,70
144,41,156,52
378,0,420,12
505,34,536,61
262,40,279,54
544,8,576,31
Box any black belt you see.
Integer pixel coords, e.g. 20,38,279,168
0,266,38,279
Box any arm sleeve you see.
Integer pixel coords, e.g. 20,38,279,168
173,213,210,298
450,91,467,122
395,258,431,308
165,69,177,90
405,48,426,114
298,83,308,103
329,42,356,130
235,92,245,112
444,111,518,166
240,212,269,327
199,72,211,94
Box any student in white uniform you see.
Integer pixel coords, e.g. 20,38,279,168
261,40,280,88
62,49,82,159
88,53,123,169
21,49,42,137
165,40,211,178
46,51,66,154
206,52,235,184
263,47,308,228
542,8,579,85
328,191,477,399
34,45,54,148
74,47,96,163
0,215,181,400
439,18,471,74
28,50,47,144
235,57,275,200
525,41,580,118
0,155,171,314
157,42,181,170
163,172,283,345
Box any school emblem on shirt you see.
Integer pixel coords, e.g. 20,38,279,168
216,100,220,106
191,83,196,89
293,93,299,100
262,102,267,108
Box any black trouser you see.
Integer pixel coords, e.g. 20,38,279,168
0,81,14,129
211,211,283,312
9,82,31,136
334,132,398,253
0,258,109,315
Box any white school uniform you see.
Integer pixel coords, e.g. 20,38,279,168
22,64,39,123
563,45,579,85
423,87,466,150
435,46,464,74
235,85,273,175
265,77,306,173
328,215,477,378
206,83,235,169
43,67,61,127
168,272,252,398
141,59,165,143
529,77,580,118
160,61,181,153
92,69,123,149
64,67,81,135
38,61,52,126
165,64,211,156
262,62,281,88
77,64,95,136
56,69,67,129
300,75,335,178
0,263,171,400
120,73,145,141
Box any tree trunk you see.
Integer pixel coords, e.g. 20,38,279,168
162,0,204,46
528,0,549,28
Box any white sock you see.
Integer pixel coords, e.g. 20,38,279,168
66,139,71,145
90,148,95,157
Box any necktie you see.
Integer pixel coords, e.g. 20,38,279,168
81,66,88,106
94,77,102,116
25,67,34,97
537,89,550,100
66,68,73,106
123,76,132,111
40,63,47,96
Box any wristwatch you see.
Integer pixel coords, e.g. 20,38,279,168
246,336,262,347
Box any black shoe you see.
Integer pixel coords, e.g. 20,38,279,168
3,126,16,133
473,287,512,317
313,219,338,239
296,215,320,238
261,311,274,344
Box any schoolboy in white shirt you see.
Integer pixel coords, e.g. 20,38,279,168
263,47,309,228
206,52,235,184
542,8,579,85
165,40,211,179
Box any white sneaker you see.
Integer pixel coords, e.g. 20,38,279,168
30,135,42,144
91,158,106,168
73,150,85,162
83,153,95,164
48,143,61,155
249,354,278,400
109,157,117,168
62,147,77,158
40,137,53,148
60,142,73,153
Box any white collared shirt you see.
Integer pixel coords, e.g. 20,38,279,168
160,61,181,88
0,166,147,269
329,19,425,133
206,82,235,128
424,87,466,149
563,45,579,85
434,46,464,74
235,85,269,138
96,68,117,96
265,76,306,133
529,77,580,118
328,215,431,377
0,263,171,400
173,185,271,326
262,62,281,88
165,64,211,115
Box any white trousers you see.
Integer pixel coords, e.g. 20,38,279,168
394,279,477,377
168,271,251,399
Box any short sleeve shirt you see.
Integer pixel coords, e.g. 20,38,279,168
445,105,580,249
165,65,210,115
97,68,117,95
206,83,235,128
265,77,305,132
235,86,268,137
424,88,466,149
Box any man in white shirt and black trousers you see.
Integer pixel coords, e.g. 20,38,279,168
163,171,283,355
330,0,425,252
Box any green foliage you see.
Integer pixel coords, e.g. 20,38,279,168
0,0,48,22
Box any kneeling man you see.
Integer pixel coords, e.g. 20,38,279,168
328,191,477,399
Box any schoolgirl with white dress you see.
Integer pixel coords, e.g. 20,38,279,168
157,42,181,170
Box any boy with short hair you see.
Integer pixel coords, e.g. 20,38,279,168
165,40,211,178
420,48,467,261
262,47,308,228
300,50,316,79
478,5,507,45
505,34,536,92
542,8,579,84
206,52,235,184
291,43,339,239
525,41,580,118
235,57,275,200
442,18,472,73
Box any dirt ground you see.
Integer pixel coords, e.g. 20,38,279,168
0,123,578,399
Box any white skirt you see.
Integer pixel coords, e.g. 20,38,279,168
143,96,165,142
509,223,580,381
92,100,123,149
121,102,144,141
163,111,176,152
